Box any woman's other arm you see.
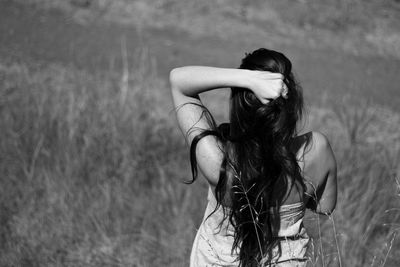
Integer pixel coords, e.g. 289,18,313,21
304,132,338,215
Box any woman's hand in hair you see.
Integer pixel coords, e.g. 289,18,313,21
247,71,287,104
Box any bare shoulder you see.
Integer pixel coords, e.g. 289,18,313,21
295,131,336,187
308,131,335,166
294,131,333,158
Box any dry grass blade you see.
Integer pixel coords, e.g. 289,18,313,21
229,162,264,261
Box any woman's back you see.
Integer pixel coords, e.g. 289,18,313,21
215,131,335,208
189,131,335,266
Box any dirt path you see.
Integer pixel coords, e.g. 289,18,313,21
1,1,399,111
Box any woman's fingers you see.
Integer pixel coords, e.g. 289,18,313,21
261,80,288,102
281,83,288,99
250,71,289,103
275,79,288,99
272,79,285,98
260,98,271,105
267,73,284,80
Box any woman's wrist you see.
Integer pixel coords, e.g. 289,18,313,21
233,68,253,89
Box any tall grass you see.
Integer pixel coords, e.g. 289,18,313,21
0,54,399,266
305,98,400,266
0,55,205,266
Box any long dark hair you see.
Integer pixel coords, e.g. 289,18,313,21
189,48,305,266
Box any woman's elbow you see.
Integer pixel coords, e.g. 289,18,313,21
169,67,185,91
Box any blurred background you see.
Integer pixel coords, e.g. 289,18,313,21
0,0,399,266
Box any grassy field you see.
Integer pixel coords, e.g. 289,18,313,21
1,53,399,266
1,1,400,266
19,0,400,58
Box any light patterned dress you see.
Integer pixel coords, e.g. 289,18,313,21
190,187,310,267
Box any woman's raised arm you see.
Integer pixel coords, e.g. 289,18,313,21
169,66,286,185
170,66,285,104
169,66,286,141
170,67,249,143
170,66,250,97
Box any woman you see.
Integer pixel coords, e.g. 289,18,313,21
169,48,337,267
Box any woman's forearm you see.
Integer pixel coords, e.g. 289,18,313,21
169,66,251,96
